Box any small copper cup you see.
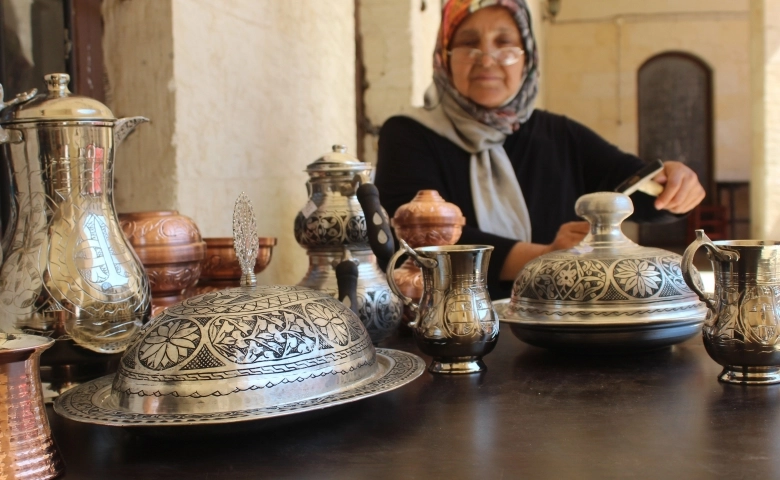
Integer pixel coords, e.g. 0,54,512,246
0,333,65,479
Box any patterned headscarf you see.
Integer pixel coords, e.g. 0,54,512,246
433,0,539,134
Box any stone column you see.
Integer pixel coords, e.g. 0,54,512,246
750,0,780,238
103,0,356,285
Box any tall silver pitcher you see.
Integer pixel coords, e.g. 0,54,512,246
0,73,150,357
682,229,780,384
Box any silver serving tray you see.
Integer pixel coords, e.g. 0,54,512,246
495,299,703,352
53,349,424,427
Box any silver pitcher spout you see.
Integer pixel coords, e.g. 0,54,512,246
113,116,149,145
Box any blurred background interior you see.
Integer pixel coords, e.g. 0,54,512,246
0,0,773,290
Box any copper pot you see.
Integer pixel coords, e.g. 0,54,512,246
119,211,206,313
391,190,465,333
200,237,276,280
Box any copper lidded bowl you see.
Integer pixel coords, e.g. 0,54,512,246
54,195,424,427
119,210,207,299
496,192,707,351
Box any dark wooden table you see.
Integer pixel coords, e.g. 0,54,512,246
48,324,780,479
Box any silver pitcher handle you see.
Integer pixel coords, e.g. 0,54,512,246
114,116,149,145
0,86,35,144
681,229,739,310
386,239,437,315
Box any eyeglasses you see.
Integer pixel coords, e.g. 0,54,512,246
447,46,525,67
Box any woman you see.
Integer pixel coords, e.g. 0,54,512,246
374,0,705,298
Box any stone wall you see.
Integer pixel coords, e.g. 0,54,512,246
543,0,750,183
103,0,356,285
750,0,780,238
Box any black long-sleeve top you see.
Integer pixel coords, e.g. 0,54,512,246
375,110,678,299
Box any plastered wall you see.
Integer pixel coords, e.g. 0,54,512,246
750,0,780,238
543,0,750,183
104,0,356,286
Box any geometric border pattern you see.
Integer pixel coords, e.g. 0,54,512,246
53,349,425,427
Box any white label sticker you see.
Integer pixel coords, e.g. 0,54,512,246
301,200,318,219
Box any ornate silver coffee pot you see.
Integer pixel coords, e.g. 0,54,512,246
0,73,150,358
295,145,403,344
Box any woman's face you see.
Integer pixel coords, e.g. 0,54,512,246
449,6,524,109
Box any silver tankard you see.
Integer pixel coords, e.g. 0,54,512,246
387,241,499,374
682,229,780,384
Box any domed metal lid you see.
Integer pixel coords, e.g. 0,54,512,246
109,193,377,415
305,144,371,175
503,192,707,325
1,73,115,123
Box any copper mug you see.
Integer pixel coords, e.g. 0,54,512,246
0,333,64,479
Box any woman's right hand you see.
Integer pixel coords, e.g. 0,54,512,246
500,221,591,281
545,221,590,253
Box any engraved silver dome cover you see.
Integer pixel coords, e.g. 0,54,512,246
111,284,376,414
53,193,425,426
502,192,707,325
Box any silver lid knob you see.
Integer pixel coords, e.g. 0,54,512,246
232,192,259,287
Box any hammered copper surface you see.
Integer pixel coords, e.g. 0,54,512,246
0,334,64,479
199,237,276,280
391,190,465,319
119,210,206,307
391,190,465,248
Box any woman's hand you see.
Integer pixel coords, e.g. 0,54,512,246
652,161,706,214
499,221,590,281
545,221,590,254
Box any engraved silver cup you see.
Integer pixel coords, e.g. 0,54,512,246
682,229,780,384
0,333,64,479
387,241,499,373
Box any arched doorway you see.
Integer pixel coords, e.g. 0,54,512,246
637,52,713,247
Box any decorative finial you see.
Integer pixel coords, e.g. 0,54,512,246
233,192,259,287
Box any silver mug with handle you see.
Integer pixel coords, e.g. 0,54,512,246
387,240,499,374
681,229,780,384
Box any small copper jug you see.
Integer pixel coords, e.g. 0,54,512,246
0,333,64,479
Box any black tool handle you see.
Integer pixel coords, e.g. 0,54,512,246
335,260,359,315
356,183,394,271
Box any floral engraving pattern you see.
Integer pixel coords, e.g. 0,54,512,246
122,286,373,378
514,254,693,302
139,320,200,370
207,303,353,364
613,259,662,298
520,260,607,301
294,210,368,248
